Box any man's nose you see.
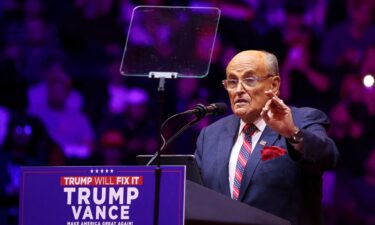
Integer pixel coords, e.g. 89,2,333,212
234,81,245,92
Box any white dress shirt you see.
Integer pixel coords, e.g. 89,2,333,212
228,118,267,198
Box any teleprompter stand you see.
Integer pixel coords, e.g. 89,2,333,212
120,6,221,225
151,72,177,225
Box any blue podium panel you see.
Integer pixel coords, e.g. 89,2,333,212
19,166,185,225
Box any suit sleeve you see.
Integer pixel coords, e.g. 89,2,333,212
194,126,206,172
289,108,339,172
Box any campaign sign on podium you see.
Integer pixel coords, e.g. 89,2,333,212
19,166,185,225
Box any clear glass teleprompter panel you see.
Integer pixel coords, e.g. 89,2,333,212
120,6,220,78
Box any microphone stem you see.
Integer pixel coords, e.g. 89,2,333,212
146,116,201,166
146,102,227,166
164,117,200,150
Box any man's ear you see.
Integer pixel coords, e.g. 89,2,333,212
271,76,281,96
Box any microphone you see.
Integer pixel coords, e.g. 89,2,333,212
185,102,227,118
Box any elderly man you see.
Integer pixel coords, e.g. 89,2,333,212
195,50,339,225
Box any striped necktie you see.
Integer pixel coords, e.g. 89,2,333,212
233,123,257,200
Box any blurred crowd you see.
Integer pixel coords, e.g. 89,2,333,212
0,0,374,224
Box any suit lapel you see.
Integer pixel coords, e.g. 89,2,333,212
217,115,240,196
238,125,280,200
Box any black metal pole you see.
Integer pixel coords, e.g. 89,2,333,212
153,77,166,225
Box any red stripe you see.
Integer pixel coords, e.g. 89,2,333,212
238,154,247,166
235,170,242,181
243,141,252,153
233,187,239,197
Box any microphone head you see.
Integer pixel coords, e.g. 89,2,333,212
194,104,207,118
208,102,227,115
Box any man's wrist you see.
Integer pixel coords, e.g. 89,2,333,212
287,127,304,144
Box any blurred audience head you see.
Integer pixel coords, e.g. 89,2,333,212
24,16,48,45
365,147,375,178
361,45,375,76
364,146,375,179
43,61,72,110
177,78,199,101
346,0,374,28
75,0,115,20
283,1,311,47
24,0,44,17
125,88,149,122
99,129,125,165
3,114,48,161
106,56,123,85
340,75,365,103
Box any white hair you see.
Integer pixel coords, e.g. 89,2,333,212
263,51,279,76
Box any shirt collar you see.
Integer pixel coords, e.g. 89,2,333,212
238,117,267,136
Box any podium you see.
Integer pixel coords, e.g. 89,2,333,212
19,166,290,225
185,180,291,225
136,154,291,225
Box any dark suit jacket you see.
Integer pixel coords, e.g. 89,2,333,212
195,107,339,225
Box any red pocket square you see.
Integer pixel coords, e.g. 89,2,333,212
261,146,287,161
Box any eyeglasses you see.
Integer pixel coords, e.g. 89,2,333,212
222,75,274,90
